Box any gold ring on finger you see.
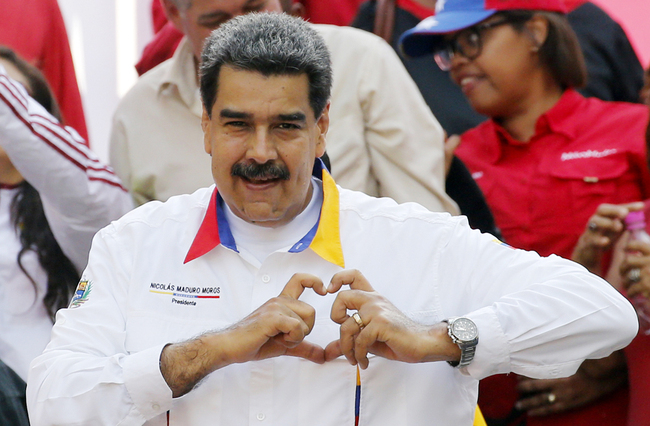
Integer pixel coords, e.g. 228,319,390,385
352,312,365,329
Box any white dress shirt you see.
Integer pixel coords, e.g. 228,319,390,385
27,166,636,425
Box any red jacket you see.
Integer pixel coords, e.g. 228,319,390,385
0,0,88,143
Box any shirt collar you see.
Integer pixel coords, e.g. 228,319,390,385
184,159,345,268
484,89,583,163
158,37,202,117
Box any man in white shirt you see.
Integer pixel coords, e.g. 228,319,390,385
28,13,637,425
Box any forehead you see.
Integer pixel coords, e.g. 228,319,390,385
213,66,312,115
186,0,274,15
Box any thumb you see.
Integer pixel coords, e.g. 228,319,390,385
285,341,326,364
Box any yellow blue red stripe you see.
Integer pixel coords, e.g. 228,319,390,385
355,366,361,426
184,159,345,267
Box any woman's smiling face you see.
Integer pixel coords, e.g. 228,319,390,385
448,15,547,119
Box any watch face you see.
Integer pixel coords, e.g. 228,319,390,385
452,318,478,341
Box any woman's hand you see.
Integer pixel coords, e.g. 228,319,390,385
515,353,627,417
619,238,650,299
572,202,644,275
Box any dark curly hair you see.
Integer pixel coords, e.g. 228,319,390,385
1,46,79,319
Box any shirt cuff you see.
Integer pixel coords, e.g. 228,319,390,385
463,307,511,379
123,343,173,421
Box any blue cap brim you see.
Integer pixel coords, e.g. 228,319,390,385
399,10,497,58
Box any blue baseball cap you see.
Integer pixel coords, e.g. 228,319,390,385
399,0,567,58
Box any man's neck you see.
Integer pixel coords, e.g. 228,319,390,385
225,179,323,264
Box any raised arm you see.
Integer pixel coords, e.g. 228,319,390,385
0,68,133,272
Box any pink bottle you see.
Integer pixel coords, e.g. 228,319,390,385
624,211,650,335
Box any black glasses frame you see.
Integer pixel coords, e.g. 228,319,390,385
434,19,512,71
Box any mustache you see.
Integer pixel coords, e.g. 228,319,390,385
231,161,290,181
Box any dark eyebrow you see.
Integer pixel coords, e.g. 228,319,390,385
220,109,252,119
278,112,307,122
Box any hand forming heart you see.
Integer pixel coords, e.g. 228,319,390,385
262,270,452,370
161,270,453,397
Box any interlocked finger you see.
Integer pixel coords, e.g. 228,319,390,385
352,312,365,330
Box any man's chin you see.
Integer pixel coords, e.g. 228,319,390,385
238,205,286,228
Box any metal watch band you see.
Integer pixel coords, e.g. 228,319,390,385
443,318,478,368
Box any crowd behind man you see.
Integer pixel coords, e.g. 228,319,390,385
1,0,649,425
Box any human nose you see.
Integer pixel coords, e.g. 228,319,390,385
247,128,278,163
449,50,470,71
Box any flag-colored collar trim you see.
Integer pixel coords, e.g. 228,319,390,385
184,160,344,268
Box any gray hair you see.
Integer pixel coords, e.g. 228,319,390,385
200,12,332,118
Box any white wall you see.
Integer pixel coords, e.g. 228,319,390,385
58,0,154,163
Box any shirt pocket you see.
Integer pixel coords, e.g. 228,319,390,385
531,153,630,237
541,156,629,227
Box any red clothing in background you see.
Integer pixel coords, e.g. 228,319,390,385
0,0,88,143
623,199,650,426
135,22,183,76
562,0,589,12
300,0,365,25
457,89,650,426
136,1,183,76
625,325,650,425
135,0,428,75
151,0,168,33
457,90,650,260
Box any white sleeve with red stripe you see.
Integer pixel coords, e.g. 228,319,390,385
0,68,133,273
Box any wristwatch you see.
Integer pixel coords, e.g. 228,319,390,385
443,317,478,368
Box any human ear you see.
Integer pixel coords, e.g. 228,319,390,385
161,0,185,33
524,15,550,52
201,107,213,156
315,103,330,157
290,2,306,18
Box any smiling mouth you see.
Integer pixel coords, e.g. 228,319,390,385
458,75,484,95
241,176,282,185
460,75,480,87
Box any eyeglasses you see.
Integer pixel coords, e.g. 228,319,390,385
433,19,511,71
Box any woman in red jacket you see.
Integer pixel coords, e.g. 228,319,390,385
400,1,650,425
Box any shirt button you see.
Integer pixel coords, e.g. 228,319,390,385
262,274,271,283
152,403,160,411
256,413,266,421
